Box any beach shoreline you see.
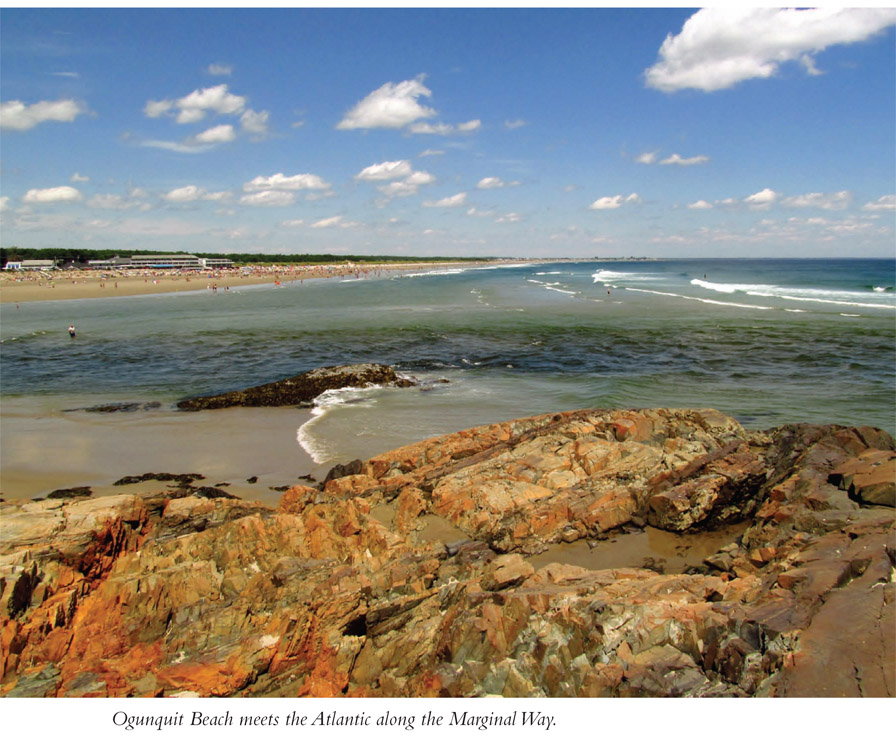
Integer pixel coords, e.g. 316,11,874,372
0,260,513,304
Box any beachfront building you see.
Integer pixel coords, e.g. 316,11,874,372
86,254,234,270
2,259,57,271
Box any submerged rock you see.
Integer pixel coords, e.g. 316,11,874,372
1,407,893,698
176,363,417,411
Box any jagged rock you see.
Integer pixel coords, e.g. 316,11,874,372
176,363,416,411
66,402,162,414
45,487,92,500
1,408,893,698
113,472,203,487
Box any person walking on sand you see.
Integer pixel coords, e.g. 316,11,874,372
68,324,76,338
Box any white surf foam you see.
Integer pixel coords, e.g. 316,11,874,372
296,385,383,464
625,287,773,310
691,278,894,309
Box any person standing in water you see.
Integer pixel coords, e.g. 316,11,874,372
68,324,76,338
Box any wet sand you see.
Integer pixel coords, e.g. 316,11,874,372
0,261,500,304
0,401,327,506
369,501,745,571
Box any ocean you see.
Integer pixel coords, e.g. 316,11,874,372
1,258,893,501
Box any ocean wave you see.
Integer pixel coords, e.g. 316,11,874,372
691,278,894,309
543,286,577,295
592,270,657,284
626,287,772,310
296,385,383,464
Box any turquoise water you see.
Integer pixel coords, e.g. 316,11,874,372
1,259,893,468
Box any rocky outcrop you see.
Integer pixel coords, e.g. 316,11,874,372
1,408,893,698
176,363,416,410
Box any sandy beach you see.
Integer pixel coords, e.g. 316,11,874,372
0,261,499,304
0,398,325,505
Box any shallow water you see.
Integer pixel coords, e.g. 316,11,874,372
1,259,893,497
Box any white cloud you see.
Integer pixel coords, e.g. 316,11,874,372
505,119,526,129
688,200,714,210
144,84,246,124
496,212,522,223
88,193,143,210
243,173,331,192
635,151,658,165
782,191,851,210
356,160,413,181
194,124,236,144
71,172,90,183
660,153,709,166
862,195,896,211
467,207,495,217
378,182,419,199
645,8,896,93
208,63,232,76
23,186,82,203
240,109,270,137
0,99,86,130
744,188,779,208
589,193,640,210
423,192,467,208
337,77,436,130
51,72,79,79
141,139,211,154
419,149,444,157
281,219,305,228
202,191,232,201
163,185,204,202
0,196,10,212
143,99,173,118
311,216,344,229
405,171,435,186
239,190,295,207
175,84,246,123
409,119,481,136
477,177,505,189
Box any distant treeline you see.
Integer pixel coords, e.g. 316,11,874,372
1,247,495,266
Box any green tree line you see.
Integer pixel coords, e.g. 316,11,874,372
1,247,495,267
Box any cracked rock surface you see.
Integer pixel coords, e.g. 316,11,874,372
2,408,893,697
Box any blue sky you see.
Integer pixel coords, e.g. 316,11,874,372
1,7,895,258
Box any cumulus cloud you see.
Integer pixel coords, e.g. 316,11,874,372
467,207,495,218
660,153,709,166
71,173,90,183
861,195,896,211
243,173,331,192
635,151,658,165
163,185,205,202
423,192,467,208
744,188,779,208
144,84,246,124
240,109,270,137
688,200,714,209
193,124,236,144
496,212,522,223
477,177,506,190
782,191,851,210
337,77,436,130
0,196,10,212
0,99,86,130
239,190,295,207
356,160,413,181
645,8,896,93
23,186,82,203
208,63,232,76
589,193,641,210
505,119,526,129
